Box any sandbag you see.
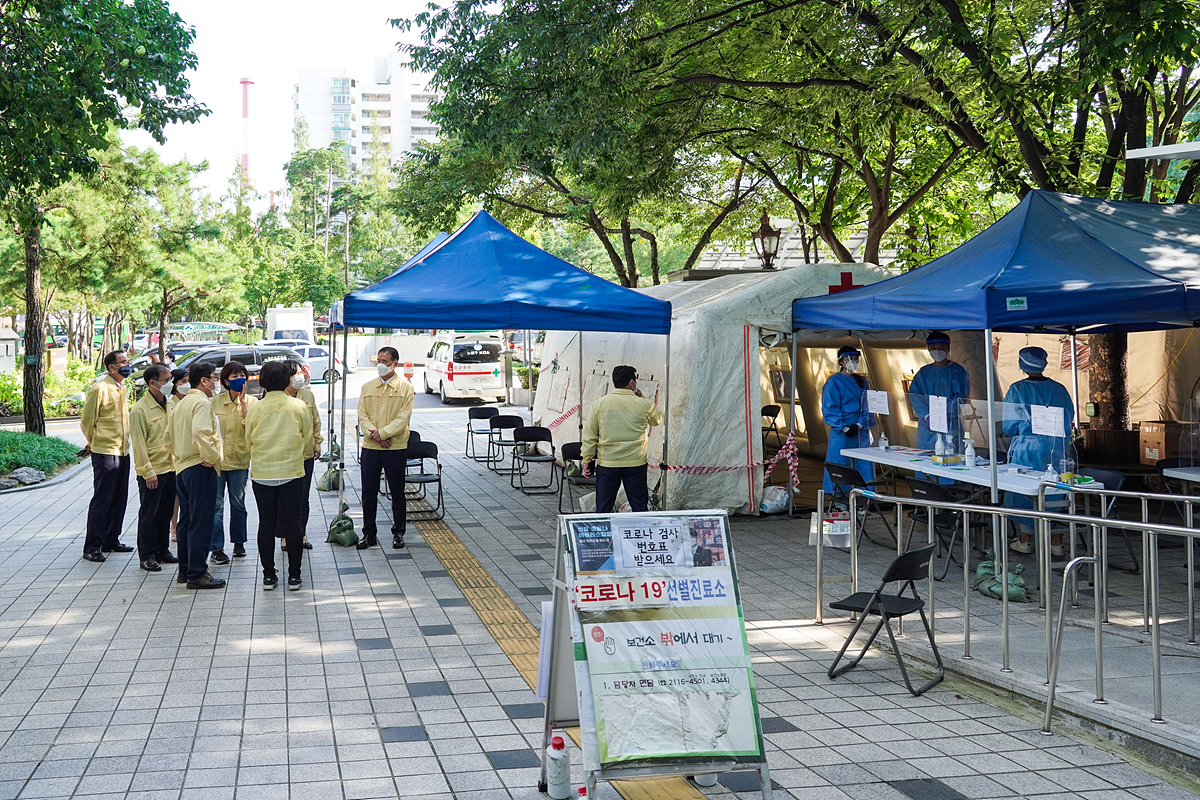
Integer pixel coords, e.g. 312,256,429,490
317,467,342,492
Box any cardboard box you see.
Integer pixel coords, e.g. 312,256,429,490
1139,420,1195,466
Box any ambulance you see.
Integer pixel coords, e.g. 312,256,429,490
423,331,507,403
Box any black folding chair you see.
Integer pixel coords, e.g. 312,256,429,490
902,477,982,580
761,405,782,445
486,415,524,474
465,407,499,461
828,543,944,697
511,426,557,494
380,431,421,500
823,461,896,545
405,441,444,521
1076,466,1139,574
559,442,596,514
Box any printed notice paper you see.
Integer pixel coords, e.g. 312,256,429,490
929,395,949,433
866,390,889,415
1030,404,1065,437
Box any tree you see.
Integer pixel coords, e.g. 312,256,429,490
0,0,205,433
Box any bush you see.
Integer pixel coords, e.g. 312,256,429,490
516,365,540,391
0,371,20,417
0,431,80,474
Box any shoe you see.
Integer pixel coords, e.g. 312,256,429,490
233,544,246,558
82,552,106,563
356,537,378,550
209,549,231,566
1051,544,1066,558
1009,540,1034,555
302,540,312,550
101,543,134,553
288,577,302,591
139,559,161,572
176,572,187,584
187,573,226,590
263,575,278,591
155,551,179,564
392,535,406,550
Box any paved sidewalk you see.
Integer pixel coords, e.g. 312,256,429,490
0,407,1186,799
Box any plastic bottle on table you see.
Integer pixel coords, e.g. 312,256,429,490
963,433,976,466
1042,464,1058,483
934,433,946,458
879,431,889,451
546,735,571,799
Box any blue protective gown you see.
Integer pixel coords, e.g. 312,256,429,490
1001,376,1075,528
821,372,877,494
909,361,972,451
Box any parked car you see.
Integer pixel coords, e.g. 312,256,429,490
288,343,344,383
506,329,545,365
424,331,506,403
132,344,309,399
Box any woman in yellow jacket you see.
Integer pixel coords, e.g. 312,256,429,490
245,360,314,591
284,359,323,549
210,362,257,562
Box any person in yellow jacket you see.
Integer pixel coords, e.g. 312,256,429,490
245,361,314,591
80,350,134,562
284,359,323,548
356,346,415,550
581,365,665,513
209,362,257,563
129,364,180,572
168,361,225,590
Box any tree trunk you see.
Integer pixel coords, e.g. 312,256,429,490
22,226,45,436
158,287,170,363
1089,333,1129,430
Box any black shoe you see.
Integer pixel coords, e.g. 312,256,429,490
139,559,161,572
82,552,106,563
356,537,377,550
302,540,313,550
101,543,134,553
392,535,406,549
210,549,231,565
187,573,226,590
176,572,187,584
263,575,278,591
288,577,302,591
155,551,179,564
233,544,246,558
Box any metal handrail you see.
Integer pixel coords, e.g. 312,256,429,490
837,487,1200,729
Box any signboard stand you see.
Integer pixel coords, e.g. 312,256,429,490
537,511,772,799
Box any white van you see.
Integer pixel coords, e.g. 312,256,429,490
423,331,506,403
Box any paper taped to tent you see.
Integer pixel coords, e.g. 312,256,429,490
534,264,935,515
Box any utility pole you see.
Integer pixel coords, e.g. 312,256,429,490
324,167,332,259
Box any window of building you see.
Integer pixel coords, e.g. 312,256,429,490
367,109,391,119
333,112,350,126
332,77,350,93
362,93,392,103
332,129,350,140
411,110,427,119
412,126,440,136
332,94,351,105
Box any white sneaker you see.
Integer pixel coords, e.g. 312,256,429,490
1009,540,1033,554
1051,544,1065,557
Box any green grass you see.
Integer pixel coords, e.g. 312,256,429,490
0,431,80,474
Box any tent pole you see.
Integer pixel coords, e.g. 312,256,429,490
337,324,349,512
525,329,532,424
985,327,1000,556
789,333,798,518
578,332,583,438
1070,331,1081,419
661,333,671,511
327,312,336,466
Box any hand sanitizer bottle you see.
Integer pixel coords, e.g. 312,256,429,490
935,434,946,459
963,433,976,466
1043,464,1058,483
879,431,889,451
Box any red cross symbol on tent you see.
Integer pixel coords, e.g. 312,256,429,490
829,271,863,294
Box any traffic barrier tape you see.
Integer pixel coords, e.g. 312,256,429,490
648,430,800,487
546,404,580,431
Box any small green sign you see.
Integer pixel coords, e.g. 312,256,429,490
24,356,36,365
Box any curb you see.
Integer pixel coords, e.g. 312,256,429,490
0,458,90,495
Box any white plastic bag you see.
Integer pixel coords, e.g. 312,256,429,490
759,485,789,515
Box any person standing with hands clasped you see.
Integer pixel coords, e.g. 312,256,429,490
168,362,225,590
821,345,877,495
80,350,135,562
581,365,664,513
245,361,314,591
210,362,256,562
129,364,179,572
357,347,415,550
284,359,322,549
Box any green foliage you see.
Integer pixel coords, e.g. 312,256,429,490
0,431,79,474
0,372,21,417
516,365,540,391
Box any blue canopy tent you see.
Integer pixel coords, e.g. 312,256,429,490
337,210,675,503
791,190,1200,505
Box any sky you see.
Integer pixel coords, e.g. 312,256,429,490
123,0,429,206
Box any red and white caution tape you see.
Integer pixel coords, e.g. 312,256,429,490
649,431,800,487
546,404,580,431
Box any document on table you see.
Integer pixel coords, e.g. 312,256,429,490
866,390,889,415
1030,404,1065,437
929,395,949,433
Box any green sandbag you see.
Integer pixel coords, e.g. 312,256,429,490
317,468,342,492
326,511,358,546
976,561,1029,603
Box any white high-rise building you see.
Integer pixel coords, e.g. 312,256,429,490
292,50,440,179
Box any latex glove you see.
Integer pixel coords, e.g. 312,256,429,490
844,423,860,438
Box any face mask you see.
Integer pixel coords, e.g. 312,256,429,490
377,363,393,377
228,377,247,393
176,382,190,396
929,350,948,363
845,359,860,373
291,374,305,388
157,381,173,397
116,365,133,378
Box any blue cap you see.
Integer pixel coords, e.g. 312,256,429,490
1019,346,1048,373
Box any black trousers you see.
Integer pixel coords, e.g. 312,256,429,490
360,447,407,541
136,471,176,561
253,478,305,580
300,457,315,535
85,453,130,554
595,464,649,513
176,465,218,581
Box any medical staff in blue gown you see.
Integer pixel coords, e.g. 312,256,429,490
822,345,877,495
909,331,972,451
1001,346,1074,556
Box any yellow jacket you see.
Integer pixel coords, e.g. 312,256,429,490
291,386,324,459
581,389,665,468
80,374,130,456
169,391,223,474
358,376,415,451
244,391,313,481
211,391,257,471
129,391,172,479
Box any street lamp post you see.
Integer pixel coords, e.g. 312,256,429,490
752,210,782,269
